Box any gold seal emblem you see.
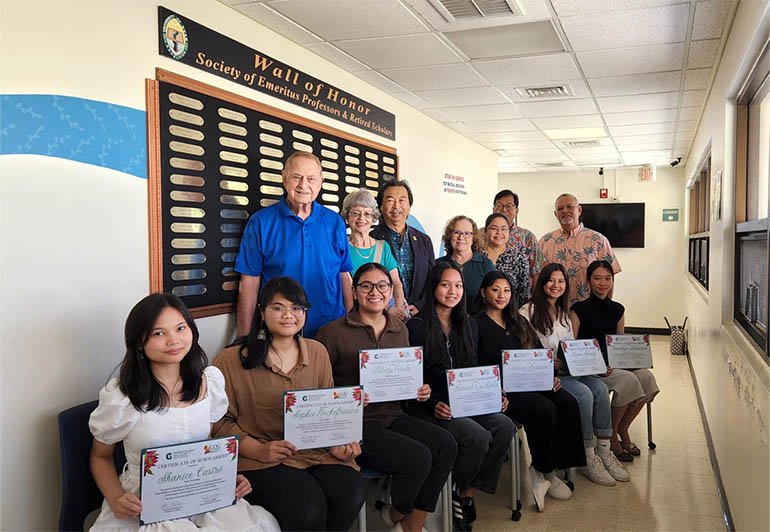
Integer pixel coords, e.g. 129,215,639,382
162,15,188,60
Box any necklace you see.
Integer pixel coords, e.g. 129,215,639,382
351,237,375,259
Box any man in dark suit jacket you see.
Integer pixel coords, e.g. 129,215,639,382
370,179,435,319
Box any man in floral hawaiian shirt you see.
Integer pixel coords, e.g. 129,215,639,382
493,190,544,287
539,193,621,305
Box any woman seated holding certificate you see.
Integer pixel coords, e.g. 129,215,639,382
407,262,514,532
570,260,659,462
88,293,278,532
316,262,457,532
470,271,585,512
212,277,364,532
520,264,629,486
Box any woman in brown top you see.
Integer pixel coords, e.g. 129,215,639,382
317,263,457,532
212,277,364,532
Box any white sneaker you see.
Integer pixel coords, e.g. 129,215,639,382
529,464,551,512
547,475,572,500
580,455,616,486
598,450,630,482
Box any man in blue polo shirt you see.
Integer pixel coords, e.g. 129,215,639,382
235,151,353,338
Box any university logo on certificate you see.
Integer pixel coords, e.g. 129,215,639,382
359,346,423,403
283,385,364,450
139,436,239,525
446,365,502,418
607,334,653,369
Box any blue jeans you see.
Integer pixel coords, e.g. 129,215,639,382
559,376,612,446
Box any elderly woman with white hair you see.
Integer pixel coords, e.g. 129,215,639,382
342,189,409,321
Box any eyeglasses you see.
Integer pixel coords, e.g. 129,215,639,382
494,202,516,211
355,281,392,294
264,304,307,315
451,231,473,239
486,225,509,232
288,174,319,185
349,210,373,220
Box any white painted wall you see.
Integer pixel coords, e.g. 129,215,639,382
680,1,770,531
499,167,687,328
0,1,497,529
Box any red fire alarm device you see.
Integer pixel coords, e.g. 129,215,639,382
599,188,608,199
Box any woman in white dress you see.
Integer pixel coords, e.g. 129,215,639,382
88,293,279,531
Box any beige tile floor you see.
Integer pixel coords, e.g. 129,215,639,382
360,336,728,532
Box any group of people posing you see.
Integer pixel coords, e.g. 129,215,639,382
87,151,659,532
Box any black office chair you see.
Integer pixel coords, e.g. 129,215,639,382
58,400,126,531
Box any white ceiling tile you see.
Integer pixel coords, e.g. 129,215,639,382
678,107,702,121
472,131,549,142
354,69,407,92
684,68,713,90
566,153,621,164
597,92,679,113
576,43,685,77
609,122,675,136
235,3,322,44
444,121,478,136
588,71,682,97
472,53,580,86
530,115,604,129
519,153,572,163
413,87,507,107
268,0,429,41
380,63,487,90
673,141,692,154
498,79,591,102
560,4,689,51
304,43,370,72
603,109,678,125
682,89,707,107
676,130,694,141
691,0,734,40
531,161,581,171
677,120,698,133
442,104,523,121
614,140,673,151
622,150,672,164
390,91,433,110
621,149,672,157
464,119,538,133
335,34,462,69
556,137,615,148
499,167,539,174
420,107,456,122
688,39,720,68
552,0,684,17
614,133,674,145
517,98,597,118
485,140,558,150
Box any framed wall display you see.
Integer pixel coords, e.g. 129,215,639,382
146,69,398,318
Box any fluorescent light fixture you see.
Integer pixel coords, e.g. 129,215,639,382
543,127,607,140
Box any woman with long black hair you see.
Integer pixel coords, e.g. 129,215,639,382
407,262,514,532
470,271,585,512
212,277,364,532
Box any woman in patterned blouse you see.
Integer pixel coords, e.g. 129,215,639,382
482,213,530,306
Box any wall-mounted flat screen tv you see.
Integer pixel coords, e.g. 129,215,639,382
580,203,645,248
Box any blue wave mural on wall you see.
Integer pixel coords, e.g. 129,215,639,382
0,94,147,178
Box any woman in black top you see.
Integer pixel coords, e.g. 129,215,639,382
570,260,659,461
407,262,514,532
471,271,585,512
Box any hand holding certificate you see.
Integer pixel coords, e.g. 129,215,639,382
446,365,502,418
359,347,423,403
139,436,239,525
283,385,364,450
560,339,608,376
502,349,554,392
607,334,653,369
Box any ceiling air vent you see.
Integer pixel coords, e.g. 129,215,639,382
516,85,573,99
564,140,601,148
533,162,565,168
428,0,524,22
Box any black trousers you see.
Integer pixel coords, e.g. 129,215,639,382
505,389,586,474
358,413,457,514
240,464,364,532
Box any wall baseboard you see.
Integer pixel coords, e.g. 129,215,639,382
625,327,670,335
686,353,735,532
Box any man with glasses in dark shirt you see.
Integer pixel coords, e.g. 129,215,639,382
493,189,544,289
370,179,435,317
